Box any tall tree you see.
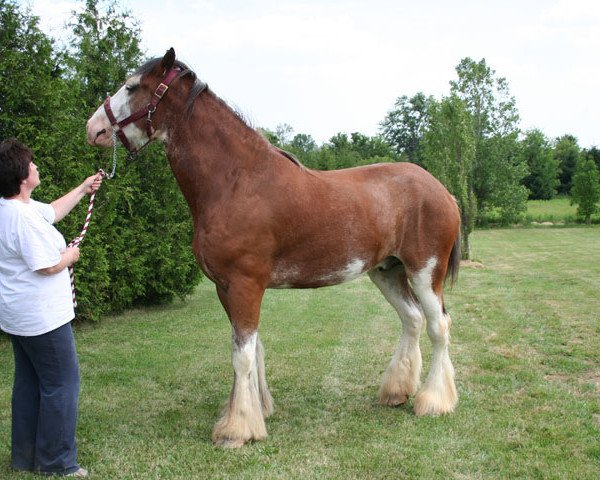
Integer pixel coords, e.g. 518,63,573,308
571,155,600,224
450,57,528,223
520,129,560,200
422,95,476,259
380,92,434,165
583,146,600,175
450,58,519,139
287,133,317,165
0,0,67,149
554,135,580,195
66,0,144,106
289,133,317,155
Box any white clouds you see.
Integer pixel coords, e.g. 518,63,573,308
19,0,600,147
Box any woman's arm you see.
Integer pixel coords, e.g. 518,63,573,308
36,246,80,275
51,173,103,223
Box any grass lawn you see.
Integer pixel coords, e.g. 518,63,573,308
1,228,599,479
525,197,600,225
525,197,578,224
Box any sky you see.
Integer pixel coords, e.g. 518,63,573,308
17,0,600,148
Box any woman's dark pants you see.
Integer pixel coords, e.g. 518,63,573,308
10,322,81,475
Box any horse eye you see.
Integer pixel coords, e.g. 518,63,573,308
125,84,139,93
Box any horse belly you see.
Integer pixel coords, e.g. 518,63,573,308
267,191,397,289
269,258,370,288
269,225,387,288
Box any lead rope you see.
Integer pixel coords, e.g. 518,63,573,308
68,132,118,307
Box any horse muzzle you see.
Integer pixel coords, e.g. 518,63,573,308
86,111,113,147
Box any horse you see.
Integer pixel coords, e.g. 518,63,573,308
86,48,461,448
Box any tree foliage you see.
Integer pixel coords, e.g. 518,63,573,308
422,95,476,259
262,126,396,170
380,92,434,165
450,58,520,139
583,146,600,176
1,0,201,321
450,58,528,224
554,135,580,195
571,155,600,224
520,129,560,200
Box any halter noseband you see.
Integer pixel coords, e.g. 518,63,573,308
103,67,181,156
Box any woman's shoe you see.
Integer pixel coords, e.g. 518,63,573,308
65,467,89,477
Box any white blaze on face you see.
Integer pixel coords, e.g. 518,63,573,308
86,75,145,148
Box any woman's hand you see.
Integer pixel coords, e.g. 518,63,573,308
82,172,103,194
65,246,81,265
52,172,104,223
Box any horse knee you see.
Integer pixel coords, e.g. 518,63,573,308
425,313,451,347
233,332,258,376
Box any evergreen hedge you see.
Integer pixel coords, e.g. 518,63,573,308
1,0,202,321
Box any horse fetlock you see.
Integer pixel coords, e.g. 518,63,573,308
379,355,421,407
413,370,457,416
212,408,268,448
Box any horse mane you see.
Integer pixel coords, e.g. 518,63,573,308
135,57,304,169
275,148,304,168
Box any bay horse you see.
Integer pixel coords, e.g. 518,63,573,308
86,48,461,448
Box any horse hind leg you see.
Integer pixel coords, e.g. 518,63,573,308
369,260,423,407
410,258,458,416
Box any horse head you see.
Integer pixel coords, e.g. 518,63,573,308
86,48,203,154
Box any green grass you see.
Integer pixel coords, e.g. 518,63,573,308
525,197,600,224
1,228,599,479
482,197,599,226
525,197,578,224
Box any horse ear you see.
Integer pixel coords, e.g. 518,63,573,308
161,48,176,72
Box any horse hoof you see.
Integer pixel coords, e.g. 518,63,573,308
380,393,409,407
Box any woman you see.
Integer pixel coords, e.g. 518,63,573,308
0,138,102,477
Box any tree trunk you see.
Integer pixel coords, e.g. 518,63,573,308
461,225,471,260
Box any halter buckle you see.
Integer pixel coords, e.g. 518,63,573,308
154,83,169,99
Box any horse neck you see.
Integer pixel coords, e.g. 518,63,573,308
164,90,272,213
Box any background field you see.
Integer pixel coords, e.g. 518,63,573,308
524,197,585,225
1,228,599,479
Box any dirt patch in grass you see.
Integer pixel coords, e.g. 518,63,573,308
461,260,485,269
545,371,600,398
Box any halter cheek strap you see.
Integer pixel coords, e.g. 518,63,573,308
103,97,134,151
103,67,182,154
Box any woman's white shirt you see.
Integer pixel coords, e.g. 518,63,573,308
0,198,74,336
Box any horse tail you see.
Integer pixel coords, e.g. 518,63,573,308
446,230,461,287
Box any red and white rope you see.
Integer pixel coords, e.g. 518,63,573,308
68,170,106,307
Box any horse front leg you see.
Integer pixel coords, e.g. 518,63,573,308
212,282,272,448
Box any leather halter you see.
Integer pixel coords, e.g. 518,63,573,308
103,67,181,155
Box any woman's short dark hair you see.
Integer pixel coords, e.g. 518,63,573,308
0,138,32,198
